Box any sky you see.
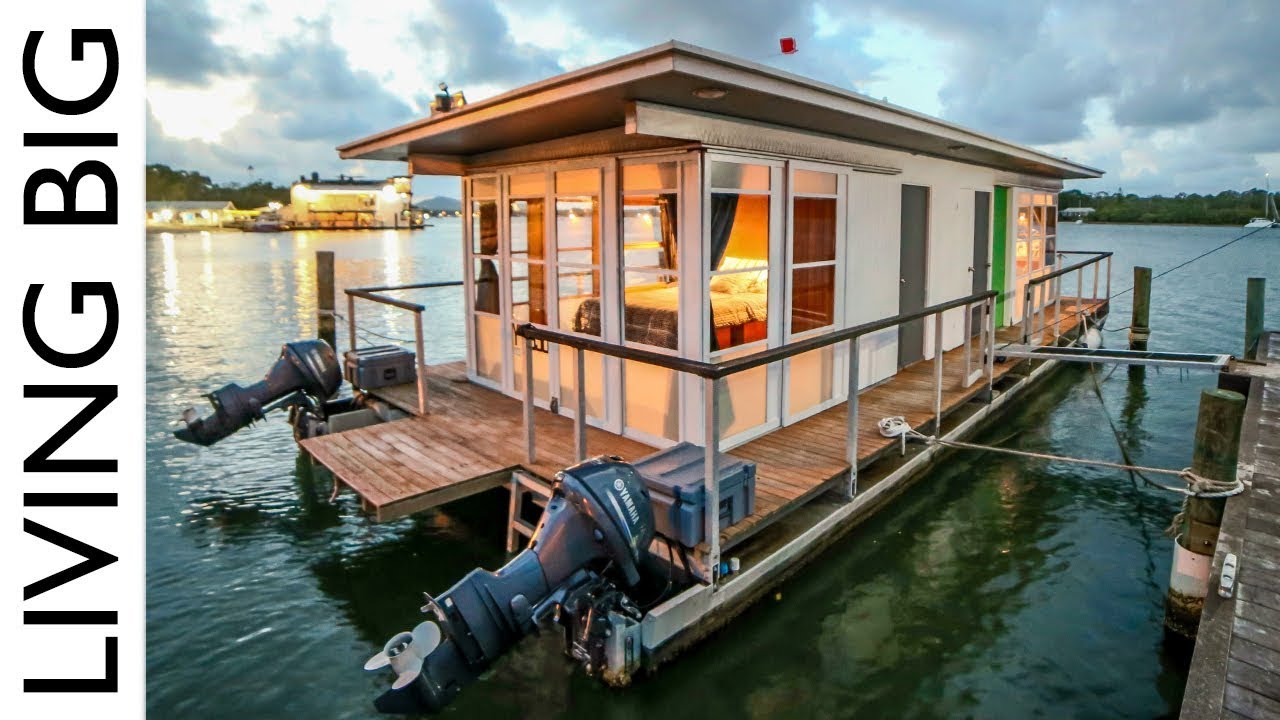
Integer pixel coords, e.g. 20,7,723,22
145,0,1279,200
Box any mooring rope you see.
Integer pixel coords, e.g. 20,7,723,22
891,422,1243,500
333,311,421,345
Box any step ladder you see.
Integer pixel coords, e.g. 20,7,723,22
506,471,552,552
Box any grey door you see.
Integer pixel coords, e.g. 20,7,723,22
971,191,991,336
898,185,929,367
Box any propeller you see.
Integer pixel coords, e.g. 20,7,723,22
364,621,442,690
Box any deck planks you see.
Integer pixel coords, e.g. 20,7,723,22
303,298,1103,533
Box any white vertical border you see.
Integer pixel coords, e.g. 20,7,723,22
5,2,143,716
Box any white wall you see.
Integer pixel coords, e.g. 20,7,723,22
845,150,998,385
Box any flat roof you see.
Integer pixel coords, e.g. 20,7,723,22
338,41,1103,180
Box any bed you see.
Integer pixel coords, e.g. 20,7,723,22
571,284,768,350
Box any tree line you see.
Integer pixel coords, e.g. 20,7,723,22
146,164,290,209
1060,188,1275,225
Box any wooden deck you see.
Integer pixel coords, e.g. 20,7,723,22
1183,331,1280,720
303,298,1106,534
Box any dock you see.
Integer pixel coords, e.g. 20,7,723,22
1183,330,1280,720
303,296,1106,542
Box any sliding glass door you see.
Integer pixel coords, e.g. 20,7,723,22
783,164,846,423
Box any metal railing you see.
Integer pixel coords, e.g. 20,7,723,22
344,280,464,415
1021,251,1112,345
516,289,999,582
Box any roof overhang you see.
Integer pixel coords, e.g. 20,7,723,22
339,41,1103,181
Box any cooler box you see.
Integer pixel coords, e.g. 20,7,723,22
344,346,416,390
632,442,756,547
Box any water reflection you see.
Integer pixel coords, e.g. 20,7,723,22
146,223,1274,719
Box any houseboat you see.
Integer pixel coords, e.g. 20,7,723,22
179,41,1113,713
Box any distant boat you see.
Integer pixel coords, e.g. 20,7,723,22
246,212,289,232
1245,175,1279,228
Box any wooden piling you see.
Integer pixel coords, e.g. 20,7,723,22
1129,265,1152,351
1164,388,1246,640
316,250,337,351
1244,277,1265,360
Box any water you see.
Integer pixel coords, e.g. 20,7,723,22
147,223,1278,718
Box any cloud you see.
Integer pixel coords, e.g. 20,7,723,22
145,0,230,83
412,0,566,90
144,0,1279,196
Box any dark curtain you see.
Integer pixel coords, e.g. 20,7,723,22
475,201,499,313
657,193,679,280
708,193,739,352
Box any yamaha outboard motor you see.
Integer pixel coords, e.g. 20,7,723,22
175,340,341,446
366,456,655,714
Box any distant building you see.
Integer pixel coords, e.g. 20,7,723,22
145,200,236,226
1061,207,1096,218
286,173,413,228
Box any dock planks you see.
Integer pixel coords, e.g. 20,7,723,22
303,298,1104,535
1183,331,1280,720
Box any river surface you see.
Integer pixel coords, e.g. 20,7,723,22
147,223,1278,718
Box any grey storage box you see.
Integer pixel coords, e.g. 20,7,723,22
344,346,416,390
632,442,756,547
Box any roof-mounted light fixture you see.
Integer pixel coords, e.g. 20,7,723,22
430,82,467,115
692,87,728,100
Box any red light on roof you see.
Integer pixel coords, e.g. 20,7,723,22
779,37,797,54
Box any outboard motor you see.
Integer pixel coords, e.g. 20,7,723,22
367,456,655,714
175,340,341,446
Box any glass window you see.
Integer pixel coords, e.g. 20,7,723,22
794,169,837,195
471,199,499,314
471,176,497,198
509,172,545,197
789,180,838,334
621,163,680,350
556,169,601,336
510,199,547,325
710,161,770,191
709,163,772,353
1014,192,1058,278
623,162,678,192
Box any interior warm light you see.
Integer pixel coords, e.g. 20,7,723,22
693,87,727,99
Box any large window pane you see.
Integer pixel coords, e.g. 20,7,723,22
622,271,680,350
560,265,599,335
510,261,547,325
471,177,497,197
509,172,545,197
556,168,599,194
623,162,678,192
794,169,836,195
472,257,500,314
623,194,678,270
510,199,544,257
709,161,770,191
793,197,836,264
719,194,770,268
556,197,598,264
791,265,835,333
471,199,497,255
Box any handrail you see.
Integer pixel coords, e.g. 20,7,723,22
516,289,998,381
343,280,464,416
518,287,999,584
1020,250,1111,344
1025,251,1112,287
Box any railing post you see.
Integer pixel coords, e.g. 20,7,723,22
1053,276,1062,341
574,347,587,462
523,336,535,464
1092,260,1100,304
845,337,860,498
1076,266,1083,311
1038,283,1047,344
1105,256,1112,303
1022,287,1031,344
413,310,428,415
703,376,721,586
985,296,996,399
933,312,944,433
962,301,973,385
347,292,357,354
